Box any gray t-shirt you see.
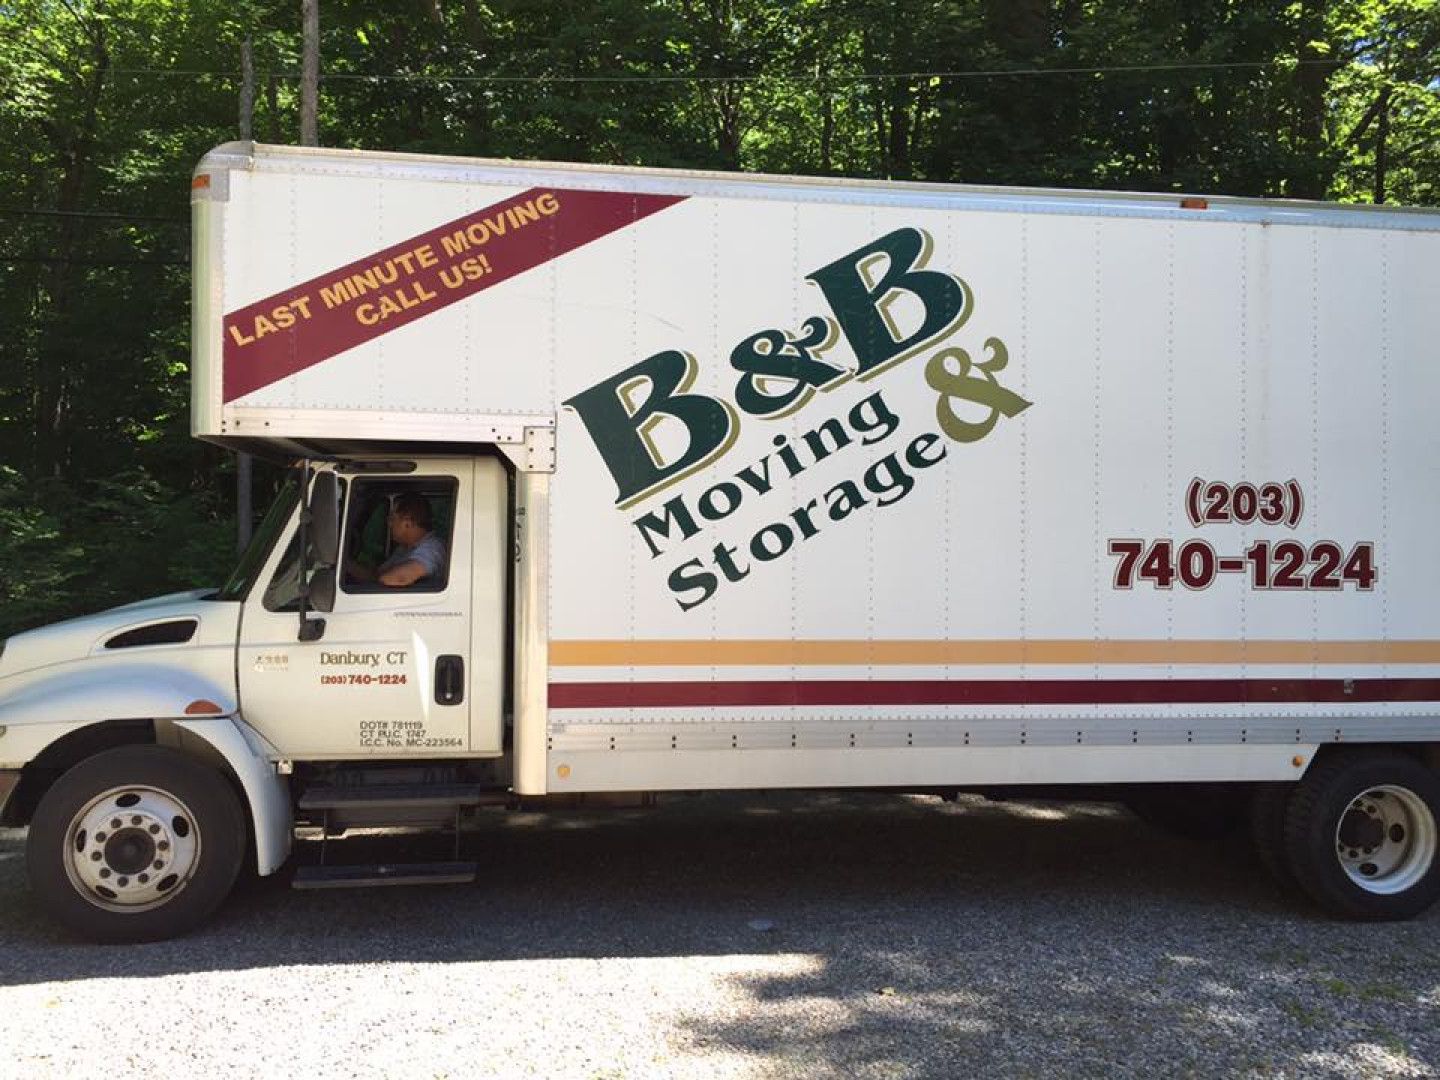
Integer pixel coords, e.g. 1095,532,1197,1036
379,532,446,580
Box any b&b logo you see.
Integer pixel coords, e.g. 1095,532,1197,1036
564,227,1032,611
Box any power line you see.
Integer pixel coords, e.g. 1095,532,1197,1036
107,56,1359,86
0,256,186,266
0,207,187,225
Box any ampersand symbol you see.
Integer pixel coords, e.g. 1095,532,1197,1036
924,337,1032,443
731,316,845,417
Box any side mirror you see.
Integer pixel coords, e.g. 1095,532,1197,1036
308,471,340,567
307,567,336,613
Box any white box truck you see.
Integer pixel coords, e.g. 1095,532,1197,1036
2,142,1439,941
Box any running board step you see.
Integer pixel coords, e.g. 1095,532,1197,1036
292,861,477,889
298,783,486,810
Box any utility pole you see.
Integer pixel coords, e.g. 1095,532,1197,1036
301,0,319,146
236,36,256,552
239,36,255,140
267,71,279,142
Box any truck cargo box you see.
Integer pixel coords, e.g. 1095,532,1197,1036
192,142,1440,793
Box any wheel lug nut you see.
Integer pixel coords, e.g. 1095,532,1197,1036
130,815,142,826
117,877,129,887
90,852,102,862
138,874,149,884
148,825,160,835
111,818,121,829
153,860,164,870
158,841,170,852
95,832,107,843
99,868,111,879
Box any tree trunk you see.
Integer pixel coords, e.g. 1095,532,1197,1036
267,73,281,142
820,88,834,174
34,22,110,479
709,83,744,169
1292,0,1334,199
887,81,912,180
1373,86,1391,204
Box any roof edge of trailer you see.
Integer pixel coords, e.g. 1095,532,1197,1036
196,140,1440,233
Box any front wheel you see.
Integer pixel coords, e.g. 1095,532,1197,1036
26,745,245,943
1284,751,1440,921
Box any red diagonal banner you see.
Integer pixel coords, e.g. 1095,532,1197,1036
222,186,686,402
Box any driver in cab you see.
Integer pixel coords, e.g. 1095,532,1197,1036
348,493,446,588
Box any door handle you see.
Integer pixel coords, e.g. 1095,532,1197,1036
435,654,464,706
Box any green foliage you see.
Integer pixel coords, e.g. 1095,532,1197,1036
0,0,1435,634
0,466,235,637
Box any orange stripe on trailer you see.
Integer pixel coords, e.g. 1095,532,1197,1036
548,639,1440,667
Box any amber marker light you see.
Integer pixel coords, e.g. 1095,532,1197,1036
191,174,211,190
1180,197,1209,210
1292,756,1307,768
184,699,225,715
557,764,572,779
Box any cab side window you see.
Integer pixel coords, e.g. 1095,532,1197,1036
341,477,458,594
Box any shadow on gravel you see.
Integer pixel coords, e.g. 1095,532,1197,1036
2,793,1436,1075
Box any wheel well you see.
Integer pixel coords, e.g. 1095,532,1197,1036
1309,743,1440,772
4,721,261,864
4,719,156,827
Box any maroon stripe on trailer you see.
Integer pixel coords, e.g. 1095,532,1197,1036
222,187,687,402
547,679,1440,709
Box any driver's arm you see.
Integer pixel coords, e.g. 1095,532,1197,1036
378,559,429,588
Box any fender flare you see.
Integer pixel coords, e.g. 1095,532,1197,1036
175,715,293,876
0,668,292,876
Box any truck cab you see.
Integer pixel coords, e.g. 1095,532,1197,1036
0,451,537,940
228,456,507,762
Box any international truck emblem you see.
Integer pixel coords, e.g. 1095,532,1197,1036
564,226,1032,611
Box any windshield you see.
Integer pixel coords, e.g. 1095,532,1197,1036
216,478,300,602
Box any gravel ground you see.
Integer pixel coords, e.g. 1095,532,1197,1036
1,791,1437,1079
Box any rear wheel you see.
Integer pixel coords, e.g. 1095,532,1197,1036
1283,751,1440,921
1249,782,1302,898
26,745,245,943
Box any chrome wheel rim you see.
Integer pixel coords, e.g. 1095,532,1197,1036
1334,784,1437,895
63,785,202,912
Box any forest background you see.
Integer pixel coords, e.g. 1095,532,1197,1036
0,0,1437,636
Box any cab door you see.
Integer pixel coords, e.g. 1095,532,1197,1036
237,460,477,758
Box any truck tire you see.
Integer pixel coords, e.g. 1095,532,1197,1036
1283,751,1440,921
1249,783,1303,898
25,745,245,943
